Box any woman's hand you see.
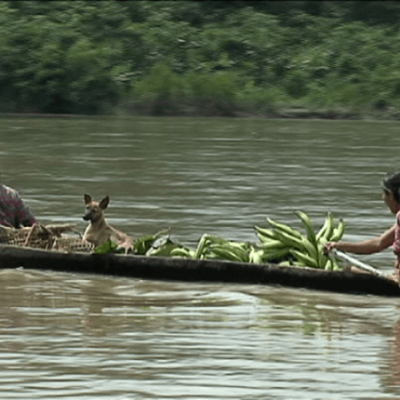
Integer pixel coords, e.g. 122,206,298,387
324,241,340,255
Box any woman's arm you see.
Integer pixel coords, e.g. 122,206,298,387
324,224,396,255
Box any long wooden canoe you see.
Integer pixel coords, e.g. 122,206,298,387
0,244,399,297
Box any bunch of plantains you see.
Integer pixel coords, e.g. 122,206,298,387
127,211,346,270
254,211,345,270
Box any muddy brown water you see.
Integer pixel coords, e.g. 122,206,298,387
1,116,400,399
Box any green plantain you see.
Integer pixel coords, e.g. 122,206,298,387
267,218,303,239
329,218,346,242
290,249,319,268
296,211,317,245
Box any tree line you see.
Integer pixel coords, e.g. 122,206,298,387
2,1,400,118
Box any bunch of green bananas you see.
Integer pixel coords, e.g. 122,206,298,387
131,232,249,262
254,211,346,270
169,234,290,264
170,234,252,262
129,211,346,270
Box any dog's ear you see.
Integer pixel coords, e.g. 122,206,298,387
84,194,92,204
99,196,109,210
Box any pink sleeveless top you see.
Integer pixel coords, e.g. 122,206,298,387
394,211,400,269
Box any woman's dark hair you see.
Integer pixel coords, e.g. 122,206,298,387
382,170,400,203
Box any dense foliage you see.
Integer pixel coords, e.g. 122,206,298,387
2,1,400,117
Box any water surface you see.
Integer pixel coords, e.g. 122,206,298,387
1,116,400,399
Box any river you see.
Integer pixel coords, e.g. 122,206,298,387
1,115,400,399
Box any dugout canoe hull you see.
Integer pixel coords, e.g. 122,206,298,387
0,244,399,297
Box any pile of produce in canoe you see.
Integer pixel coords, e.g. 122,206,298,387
95,211,346,271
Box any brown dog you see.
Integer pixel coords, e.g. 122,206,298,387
82,194,134,253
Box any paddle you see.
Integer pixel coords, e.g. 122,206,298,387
331,249,391,280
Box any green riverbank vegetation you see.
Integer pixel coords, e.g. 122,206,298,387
2,1,400,119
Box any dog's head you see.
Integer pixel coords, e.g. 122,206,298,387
83,194,109,222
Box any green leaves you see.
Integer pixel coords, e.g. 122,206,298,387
133,228,170,255
1,2,400,115
94,240,120,254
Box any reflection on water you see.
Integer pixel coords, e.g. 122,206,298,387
1,268,400,400
0,268,399,399
1,116,400,398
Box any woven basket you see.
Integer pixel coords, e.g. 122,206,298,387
0,223,94,253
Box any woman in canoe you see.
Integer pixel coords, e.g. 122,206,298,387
325,170,400,281
0,180,37,228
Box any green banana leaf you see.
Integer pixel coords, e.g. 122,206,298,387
94,240,121,254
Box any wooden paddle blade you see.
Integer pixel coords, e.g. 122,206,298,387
332,250,390,279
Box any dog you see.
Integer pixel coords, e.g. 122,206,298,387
82,194,135,253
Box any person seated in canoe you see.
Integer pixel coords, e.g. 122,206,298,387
324,169,400,281
0,179,37,228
